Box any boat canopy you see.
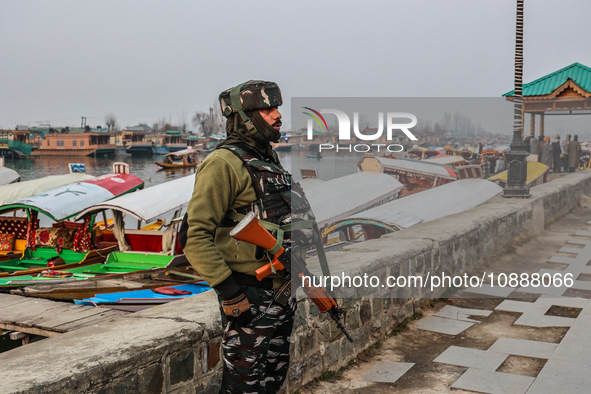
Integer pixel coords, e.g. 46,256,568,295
424,156,466,166
76,174,196,223
303,172,403,228
0,173,144,222
487,161,548,185
164,147,196,157
359,156,458,180
0,167,20,186
0,173,95,205
325,179,502,234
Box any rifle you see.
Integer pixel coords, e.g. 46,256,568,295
230,212,353,342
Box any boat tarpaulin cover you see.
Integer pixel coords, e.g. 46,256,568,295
0,173,95,204
0,173,144,221
344,179,502,229
0,167,20,186
375,156,458,179
76,174,196,223
304,172,403,227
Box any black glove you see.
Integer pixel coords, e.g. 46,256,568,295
221,291,252,326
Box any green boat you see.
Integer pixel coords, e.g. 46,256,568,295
0,168,145,282
4,174,197,292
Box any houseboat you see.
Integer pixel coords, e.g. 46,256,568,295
122,125,154,156
34,128,115,157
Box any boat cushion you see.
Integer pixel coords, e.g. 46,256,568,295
35,228,76,250
0,217,30,239
0,233,15,251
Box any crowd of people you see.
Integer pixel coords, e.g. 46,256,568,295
478,132,583,179
524,132,582,173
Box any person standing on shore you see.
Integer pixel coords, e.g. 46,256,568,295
568,135,582,172
551,134,562,173
183,80,317,393
529,135,540,158
562,134,571,172
541,136,553,169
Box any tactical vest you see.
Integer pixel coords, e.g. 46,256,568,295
219,144,316,243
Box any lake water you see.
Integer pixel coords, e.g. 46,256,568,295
4,150,366,186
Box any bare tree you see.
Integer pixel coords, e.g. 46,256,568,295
105,113,118,132
192,112,211,137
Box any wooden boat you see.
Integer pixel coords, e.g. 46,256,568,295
404,146,439,160
10,262,202,301
487,161,549,188
0,171,95,205
322,179,502,244
358,155,458,198
0,164,144,283
154,148,198,169
74,283,211,312
1,175,196,291
0,166,20,186
271,142,292,152
301,172,403,229
424,155,467,168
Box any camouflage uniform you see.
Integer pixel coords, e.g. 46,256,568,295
218,287,296,393
215,143,313,393
185,81,315,393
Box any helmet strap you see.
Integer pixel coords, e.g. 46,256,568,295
229,80,257,135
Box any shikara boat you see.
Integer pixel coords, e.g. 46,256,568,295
4,174,198,293
487,161,549,188
10,261,201,301
0,166,20,186
322,179,502,244
0,171,95,205
301,172,403,229
358,155,458,197
424,155,467,168
0,165,144,285
74,283,210,312
154,148,198,169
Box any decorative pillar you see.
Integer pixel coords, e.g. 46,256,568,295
530,113,535,136
503,0,530,198
540,112,544,137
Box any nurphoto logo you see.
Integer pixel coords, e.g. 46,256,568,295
302,107,418,153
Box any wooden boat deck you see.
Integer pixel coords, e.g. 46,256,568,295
0,293,128,337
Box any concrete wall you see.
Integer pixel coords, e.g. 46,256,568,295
2,171,591,393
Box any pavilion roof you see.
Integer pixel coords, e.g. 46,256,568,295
503,62,591,97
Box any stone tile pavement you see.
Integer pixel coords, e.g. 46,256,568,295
359,224,591,393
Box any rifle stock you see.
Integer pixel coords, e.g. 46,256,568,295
230,212,353,342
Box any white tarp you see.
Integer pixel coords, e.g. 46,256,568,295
76,174,196,223
304,172,403,227
375,156,457,179
424,156,466,166
0,167,20,186
0,173,143,221
346,179,502,228
0,173,95,204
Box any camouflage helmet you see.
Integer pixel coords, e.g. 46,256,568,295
219,80,282,118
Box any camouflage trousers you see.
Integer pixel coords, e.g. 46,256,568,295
218,286,296,394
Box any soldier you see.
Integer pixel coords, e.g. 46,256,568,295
183,80,315,393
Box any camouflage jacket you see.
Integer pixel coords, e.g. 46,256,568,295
184,143,314,293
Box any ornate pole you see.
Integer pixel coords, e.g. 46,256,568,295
503,0,530,197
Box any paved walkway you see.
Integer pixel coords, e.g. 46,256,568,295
303,199,591,393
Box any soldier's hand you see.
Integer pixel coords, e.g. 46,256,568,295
222,291,252,326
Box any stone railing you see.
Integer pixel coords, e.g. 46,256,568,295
2,171,591,393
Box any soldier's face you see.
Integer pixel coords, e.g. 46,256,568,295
259,107,282,131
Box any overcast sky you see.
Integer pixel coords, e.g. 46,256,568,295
1,0,590,133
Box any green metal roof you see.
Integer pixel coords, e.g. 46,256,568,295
503,62,591,97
